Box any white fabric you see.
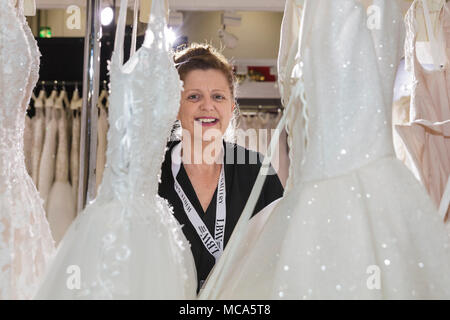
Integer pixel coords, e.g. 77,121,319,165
38,108,57,209
0,0,55,299
205,0,450,299
24,113,33,175
31,93,45,186
70,92,81,212
35,0,196,299
46,109,77,245
96,105,108,191
70,113,80,212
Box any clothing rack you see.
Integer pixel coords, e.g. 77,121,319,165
36,80,109,89
239,104,282,115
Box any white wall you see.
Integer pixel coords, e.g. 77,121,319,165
181,11,283,60
28,9,283,61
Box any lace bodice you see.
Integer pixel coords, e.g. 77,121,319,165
291,0,405,182
98,0,181,201
0,0,55,300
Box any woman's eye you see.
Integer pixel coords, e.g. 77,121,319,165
214,95,225,101
187,94,199,100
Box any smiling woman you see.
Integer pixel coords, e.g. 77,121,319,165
158,44,284,293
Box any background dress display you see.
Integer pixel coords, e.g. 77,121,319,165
205,0,450,299
31,92,45,186
70,90,81,212
96,101,108,192
37,107,57,210
0,0,55,299
24,112,33,175
35,0,196,299
46,106,77,245
397,1,450,221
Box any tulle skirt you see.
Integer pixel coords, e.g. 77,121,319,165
35,194,197,299
215,156,450,299
0,171,55,299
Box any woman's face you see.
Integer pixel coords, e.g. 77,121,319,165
178,69,235,142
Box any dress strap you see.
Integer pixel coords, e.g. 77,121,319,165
142,0,168,49
113,0,129,66
130,0,139,58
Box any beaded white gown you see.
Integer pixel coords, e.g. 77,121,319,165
210,0,450,299
35,0,197,299
0,0,55,299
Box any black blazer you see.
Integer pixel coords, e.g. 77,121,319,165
158,140,284,292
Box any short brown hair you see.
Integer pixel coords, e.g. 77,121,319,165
174,43,237,99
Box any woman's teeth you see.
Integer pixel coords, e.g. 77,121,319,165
196,118,217,123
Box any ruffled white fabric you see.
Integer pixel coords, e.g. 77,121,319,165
0,0,55,300
35,0,196,299
207,0,450,300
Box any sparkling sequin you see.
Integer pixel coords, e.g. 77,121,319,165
216,0,450,300
0,1,55,299
33,1,197,299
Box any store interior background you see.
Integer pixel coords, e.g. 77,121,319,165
27,1,291,103
20,0,441,244
27,0,416,99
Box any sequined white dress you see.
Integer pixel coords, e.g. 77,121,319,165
211,0,450,299
35,0,197,299
0,0,55,299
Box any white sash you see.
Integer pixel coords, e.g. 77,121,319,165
171,143,226,261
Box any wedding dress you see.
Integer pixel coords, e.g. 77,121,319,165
44,89,57,126
24,112,33,175
70,88,82,212
203,0,450,299
31,90,46,186
396,1,450,221
38,106,57,210
96,102,108,192
35,0,196,299
0,0,55,299
46,106,77,245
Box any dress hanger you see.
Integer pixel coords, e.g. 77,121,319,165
70,84,83,114
97,80,109,111
54,87,64,111
58,82,70,110
34,82,47,109
46,81,58,106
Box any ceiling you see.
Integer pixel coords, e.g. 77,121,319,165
36,0,286,11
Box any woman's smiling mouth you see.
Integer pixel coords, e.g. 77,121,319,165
195,117,219,126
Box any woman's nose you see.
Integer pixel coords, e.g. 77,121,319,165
199,95,215,111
